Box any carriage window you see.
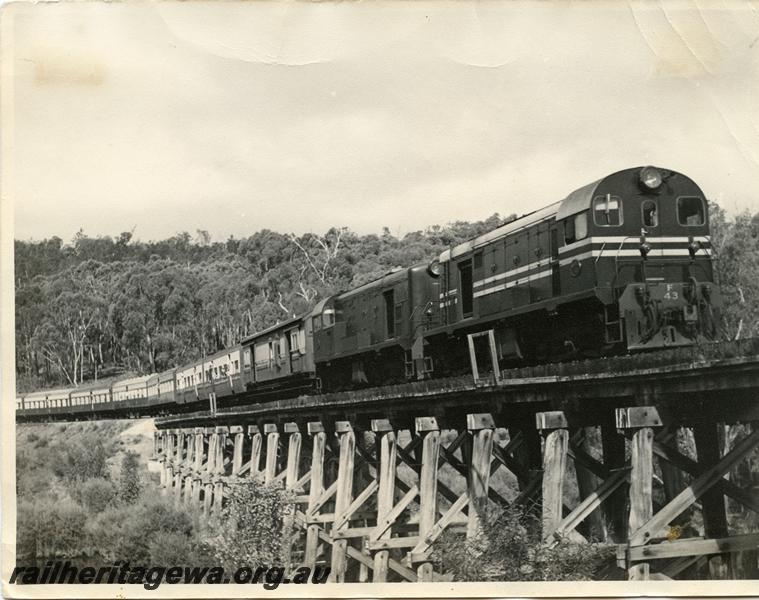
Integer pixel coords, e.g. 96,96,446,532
593,195,623,226
290,330,300,352
677,197,705,226
642,200,658,227
564,212,588,244
322,308,335,328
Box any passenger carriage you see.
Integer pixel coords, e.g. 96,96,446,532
240,315,316,396
146,368,177,408
17,388,72,420
110,375,152,414
175,347,243,406
70,384,112,415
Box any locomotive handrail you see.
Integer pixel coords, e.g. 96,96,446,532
609,235,638,292
613,236,638,260
595,242,607,264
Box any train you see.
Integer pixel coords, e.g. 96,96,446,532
16,166,721,420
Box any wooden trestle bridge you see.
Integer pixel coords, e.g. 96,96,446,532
152,340,759,583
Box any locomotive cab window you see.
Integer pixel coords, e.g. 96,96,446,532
677,197,705,226
642,200,658,227
593,195,623,226
564,212,588,244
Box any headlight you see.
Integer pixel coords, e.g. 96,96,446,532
427,259,442,278
639,166,663,190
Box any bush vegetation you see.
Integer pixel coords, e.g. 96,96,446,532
432,504,614,581
15,422,208,566
15,422,292,573
208,476,295,571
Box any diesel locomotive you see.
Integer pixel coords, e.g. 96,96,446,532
16,166,721,420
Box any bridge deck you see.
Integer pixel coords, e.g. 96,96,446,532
156,338,759,429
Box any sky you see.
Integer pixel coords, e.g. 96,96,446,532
4,0,759,243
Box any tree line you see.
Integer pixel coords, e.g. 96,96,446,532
14,217,506,391
14,204,759,392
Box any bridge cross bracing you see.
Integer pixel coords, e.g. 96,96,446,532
152,349,759,582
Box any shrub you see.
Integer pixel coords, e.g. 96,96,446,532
147,531,205,565
208,476,295,570
53,438,109,484
86,493,196,563
16,499,41,559
119,451,142,503
17,497,89,560
75,477,118,512
431,504,614,581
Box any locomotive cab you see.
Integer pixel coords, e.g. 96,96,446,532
558,166,720,351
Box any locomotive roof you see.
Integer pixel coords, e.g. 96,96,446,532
339,266,407,299
554,166,679,221
442,202,561,261
440,167,668,262
555,177,604,221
